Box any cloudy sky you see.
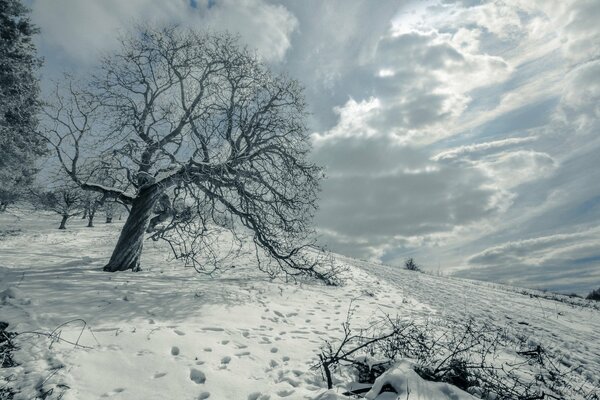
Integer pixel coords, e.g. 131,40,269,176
27,0,600,294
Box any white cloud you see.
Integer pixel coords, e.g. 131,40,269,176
477,150,556,189
31,0,298,64
559,60,600,130
433,137,539,161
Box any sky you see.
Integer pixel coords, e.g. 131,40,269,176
26,0,600,294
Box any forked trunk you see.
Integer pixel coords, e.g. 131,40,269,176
59,214,68,229
103,186,161,272
87,214,95,227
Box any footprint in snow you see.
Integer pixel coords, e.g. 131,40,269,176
100,388,125,397
235,351,250,357
202,327,224,332
153,372,167,379
190,368,206,384
221,356,231,364
171,346,180,356
270,347,278,353
221,339,229,345
198,391,210,399
174,329,185,336
276,389,294,397
248,392,270,400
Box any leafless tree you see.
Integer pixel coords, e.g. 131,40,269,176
81,191,103,227
33,183,83,229
40,25,336,283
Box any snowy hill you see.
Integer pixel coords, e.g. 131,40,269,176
1,210,599,399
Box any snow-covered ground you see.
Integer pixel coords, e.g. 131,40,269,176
1,210,599,399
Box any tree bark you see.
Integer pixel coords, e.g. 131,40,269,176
59,214,68,229
87,213,94,227
103,186,161,272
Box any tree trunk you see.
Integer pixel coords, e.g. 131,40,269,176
82,209,88,219
103,186,161,272
59,214,68,229
87,213,95,227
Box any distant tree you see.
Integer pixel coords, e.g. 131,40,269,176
33,183,83,229
81,191,103,227
41,25,335,283
0,0,44,211
104,199,116,223
587,288,600,302
404,257,421,272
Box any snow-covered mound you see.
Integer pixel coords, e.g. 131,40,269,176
1,210,599,399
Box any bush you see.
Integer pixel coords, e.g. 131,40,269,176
315,311,599,399
586,288,600,301
404,257,421,272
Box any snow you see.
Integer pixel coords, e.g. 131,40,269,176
364,360,476,400
1,209,599,399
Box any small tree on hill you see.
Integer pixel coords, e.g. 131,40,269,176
587,288,600,302
41,25,335,283
0,0,45,211
404,257,421,272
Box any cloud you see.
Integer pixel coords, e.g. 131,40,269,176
432,137,539,161
31,0,297,64
313,136,499,258
561,0,600,63
458,229,600,293
559,60,600,130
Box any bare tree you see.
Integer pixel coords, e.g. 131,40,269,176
104,199,116,223
81,191,103,227
40,25,335,282
404,257,421,272
33,183,83,229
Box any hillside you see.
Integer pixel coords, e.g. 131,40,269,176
1,210,599,399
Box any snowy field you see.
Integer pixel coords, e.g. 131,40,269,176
1,210,599,399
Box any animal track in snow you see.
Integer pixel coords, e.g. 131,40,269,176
174,329,185,336
201,327,224,332
189,368,206,384
171,346,180,355
198,391,210,399
221,356,231,364
276,389,295,397
153,372,167,379
248,392,270,400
